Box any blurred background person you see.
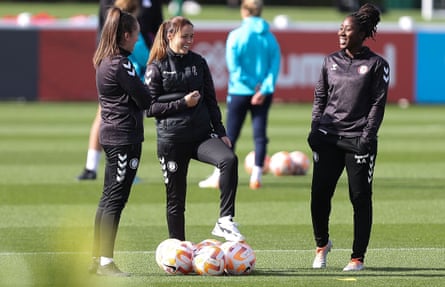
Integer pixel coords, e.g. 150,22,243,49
77,0,162,181
199,0,280,190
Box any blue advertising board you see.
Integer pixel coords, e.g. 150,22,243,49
416,31,445,103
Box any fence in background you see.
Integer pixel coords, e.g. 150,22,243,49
0,21,443,104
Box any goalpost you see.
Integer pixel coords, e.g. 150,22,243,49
422,0,445,20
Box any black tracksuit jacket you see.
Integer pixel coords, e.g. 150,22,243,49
311,47,390,142
145,48,226,143
97,49,151,146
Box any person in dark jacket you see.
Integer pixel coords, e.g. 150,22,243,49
77,0,162,181
144,16,244,242
89,7,152,277
308,3,390,272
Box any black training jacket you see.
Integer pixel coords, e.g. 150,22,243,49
145,48,226,143
97,49,151,146
311,47,390,141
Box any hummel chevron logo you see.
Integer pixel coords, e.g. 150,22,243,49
123,61,135,77
383,66,389,83
116,153,128,183
368,155,375,183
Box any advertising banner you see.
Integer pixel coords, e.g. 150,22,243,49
195,29,415,103
16,26,417,103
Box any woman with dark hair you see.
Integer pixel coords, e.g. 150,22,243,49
145,16,244,242
308,3,390,272
89,7,151,277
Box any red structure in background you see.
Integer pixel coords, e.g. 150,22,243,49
37,27,414,103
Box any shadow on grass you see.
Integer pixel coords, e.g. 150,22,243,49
252,267,445,278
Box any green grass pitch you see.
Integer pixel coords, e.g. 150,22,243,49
0,102,444,287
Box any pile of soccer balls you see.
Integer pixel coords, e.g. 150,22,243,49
155,238,256,276
245,150,311,176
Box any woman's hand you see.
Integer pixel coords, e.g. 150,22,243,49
220,136,232,148
251,91,265,105
184,90,201,107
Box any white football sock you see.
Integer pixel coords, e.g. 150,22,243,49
250,165,263,182
85,149,101,171
100,256,113,266
211,168,220,178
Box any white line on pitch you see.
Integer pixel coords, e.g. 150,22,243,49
0,247,443,256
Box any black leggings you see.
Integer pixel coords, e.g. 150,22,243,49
157,136,238,241
92,143,141,258
309,131,377,260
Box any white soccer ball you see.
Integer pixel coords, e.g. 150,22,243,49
289,151,311,175
156,238,180,267
269,151,293,176
192,245,225,276
193,238,221,253
273,14,290,29
17,12,32,27
182,0,202,15
155,239,194,275
221,241,256,275
398,16,414,31
244,151,270,175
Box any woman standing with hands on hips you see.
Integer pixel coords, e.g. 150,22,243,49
144,16,244,242
308,3,390,272
89,7,152,277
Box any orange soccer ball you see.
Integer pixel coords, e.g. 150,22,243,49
268,151,293,176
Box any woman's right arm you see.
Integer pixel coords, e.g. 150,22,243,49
144,64,189,117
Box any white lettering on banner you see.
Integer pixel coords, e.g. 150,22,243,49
278,53,325,87
195,41,396,90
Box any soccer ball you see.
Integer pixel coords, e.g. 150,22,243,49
244,151,270,175
289,151,310,175
221,241,256,275
268,151,293,176
193,238,221,253
155,239,194,275
155,238,181,268
192,245,225,276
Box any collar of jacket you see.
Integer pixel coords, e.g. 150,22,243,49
119,47,132,57
341,46,370,59
167,46,186,58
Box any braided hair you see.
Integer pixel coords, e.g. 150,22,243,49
350,3,381,40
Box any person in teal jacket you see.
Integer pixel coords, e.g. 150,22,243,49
128,30,149,81
199,0,280,190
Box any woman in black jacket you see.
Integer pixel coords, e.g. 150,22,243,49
145,16,244,242
308,3,390,272
89,7,151,277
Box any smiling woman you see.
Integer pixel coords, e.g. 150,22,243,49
308,2,390,272
144,16,245,244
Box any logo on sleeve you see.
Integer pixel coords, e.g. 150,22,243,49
383,66,390,83
145,69,152,85
123,61,136,77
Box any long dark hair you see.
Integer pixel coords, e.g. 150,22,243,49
350,3,381,40
148,16,194,64
93,7,138,68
